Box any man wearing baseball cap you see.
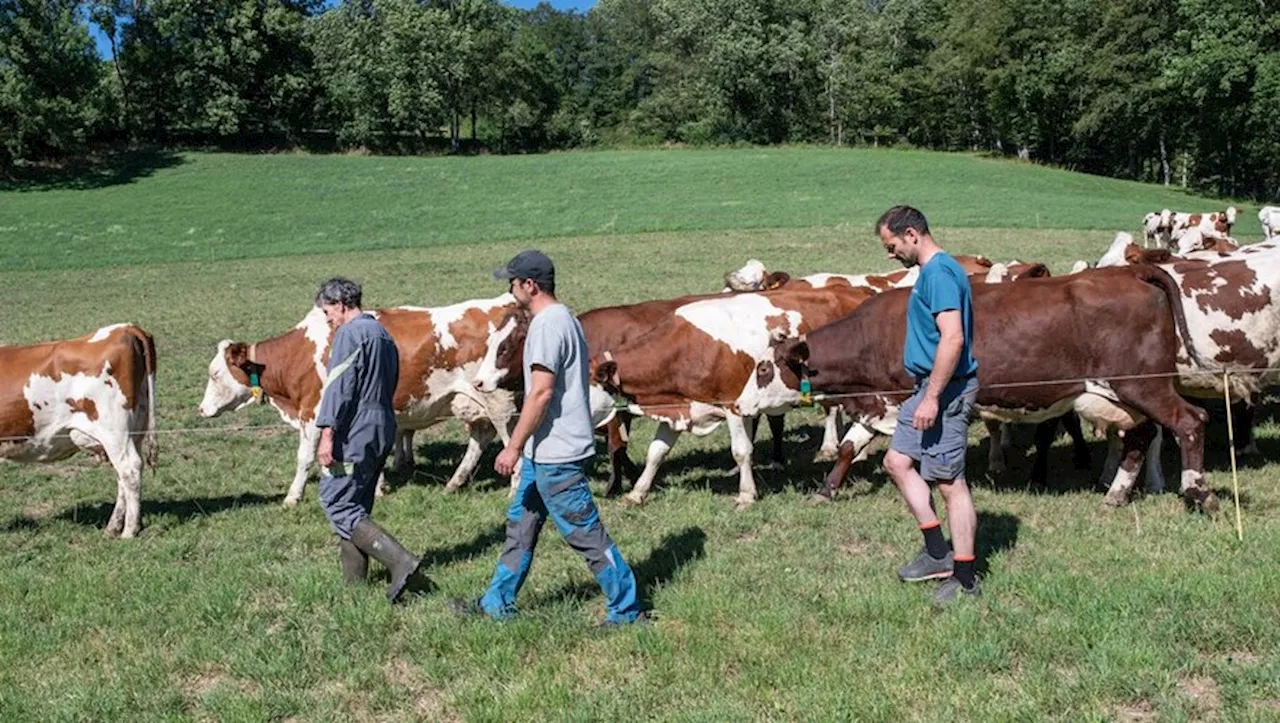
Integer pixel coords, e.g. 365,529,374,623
449,249,646,628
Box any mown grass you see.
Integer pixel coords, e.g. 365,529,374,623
0,147,1264,271
1,153,1280,721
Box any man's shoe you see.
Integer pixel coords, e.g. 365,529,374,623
350,519,431,604
338,539,368,585
932,576,981,607
896,547,954,582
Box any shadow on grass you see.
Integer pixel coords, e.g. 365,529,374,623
1,492,277,533
0,148,186,192
976,511,1019,577
532,526,707,612
420,524,505,569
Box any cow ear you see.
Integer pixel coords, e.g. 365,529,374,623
765,272,790,289
1027,264,1050,278
227,342,250,367
781,338,810,368
595,360,619,388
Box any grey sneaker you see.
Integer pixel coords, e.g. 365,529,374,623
932,576,981,607
896,548,954,582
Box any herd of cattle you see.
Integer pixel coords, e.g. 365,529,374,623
5,205,1280,539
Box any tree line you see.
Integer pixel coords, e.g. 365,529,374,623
3,0,1278,200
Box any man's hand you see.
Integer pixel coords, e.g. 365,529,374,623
912,395,940,431
495,445,521,477
318,428,334,467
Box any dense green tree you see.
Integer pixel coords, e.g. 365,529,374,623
0,0,101,162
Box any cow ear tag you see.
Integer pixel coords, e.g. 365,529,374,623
799,379,812,406
249,372,263,402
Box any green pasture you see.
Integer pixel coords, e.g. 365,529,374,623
1,149,1278,722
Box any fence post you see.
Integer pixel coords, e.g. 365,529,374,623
1223,371,1244,542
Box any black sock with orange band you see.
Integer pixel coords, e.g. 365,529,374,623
953,556,976,589
920,521,949,560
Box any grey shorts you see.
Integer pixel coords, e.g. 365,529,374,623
890,375,979,482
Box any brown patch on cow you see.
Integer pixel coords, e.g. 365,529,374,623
1177,676,1222,716
954,254,994,272
763,272,790,290
1212,212,1231,233
1209,329,1270,368
235,327,320,423
66,398,98,421
865,274,895,291
764,312,795,341
756,360,775,386
1187,214,1203,229
1114,700,1156,722
1203,237,1238,253
1177,261,1270,319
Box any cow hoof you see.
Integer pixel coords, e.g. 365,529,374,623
282,497,301,509
733,497,755,511
1185,489,1220,514
813,448,839,463
809,491,834,505
102,526,121,539
620,495,645,507
1102,493,1128,509
442,482,462,494
120,528,138,540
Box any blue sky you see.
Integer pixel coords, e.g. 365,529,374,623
89,0,598,59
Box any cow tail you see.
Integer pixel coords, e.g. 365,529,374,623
130,326,159,472
1135,266,1211,370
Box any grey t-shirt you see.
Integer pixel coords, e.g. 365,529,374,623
523,303,596,463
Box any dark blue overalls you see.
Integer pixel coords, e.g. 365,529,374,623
315,314,399,539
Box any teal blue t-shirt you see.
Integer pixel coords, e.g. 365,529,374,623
904,252,979,379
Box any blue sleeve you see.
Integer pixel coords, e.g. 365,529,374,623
928,267,963,315
316,326,362,430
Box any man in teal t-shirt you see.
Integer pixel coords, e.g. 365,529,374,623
878,206,981,606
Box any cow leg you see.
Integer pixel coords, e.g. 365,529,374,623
727,414,758,509
444,420,497,493
623,422,680,506
814,423,876,501
1233,402,1258,456
1100,428,1123,492
985,420,1010,475
1102,421,1159,507
1115,383,1214,512
1030,419,1057,487
604,415,637,498
376,429,415,498
814,406,845,463
766,413,786,469
101,437,144,539
1062,412,1091,471
284,424,320,508
1144,427,1166,494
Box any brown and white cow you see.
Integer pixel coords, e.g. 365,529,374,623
775,266,1219,511
1,324,158,538
585,285,880,508
1144,207,1238,253
1260,206,1280,242
1091,233,1280,499
198,296,524,506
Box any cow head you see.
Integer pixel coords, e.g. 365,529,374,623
773,336,811,391
723,259,791,291
585,354,623,428
472,308,529,393
198,340,266,417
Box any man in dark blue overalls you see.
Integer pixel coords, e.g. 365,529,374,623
314,277,426,603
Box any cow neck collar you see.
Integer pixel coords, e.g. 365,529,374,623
248,343,264,403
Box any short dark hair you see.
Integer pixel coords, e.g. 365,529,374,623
315,277,362,308
876,206,930,237
525,277,555,297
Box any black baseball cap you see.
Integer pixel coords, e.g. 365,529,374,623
493,249,555,287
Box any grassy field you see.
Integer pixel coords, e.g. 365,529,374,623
2,149,1279,721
